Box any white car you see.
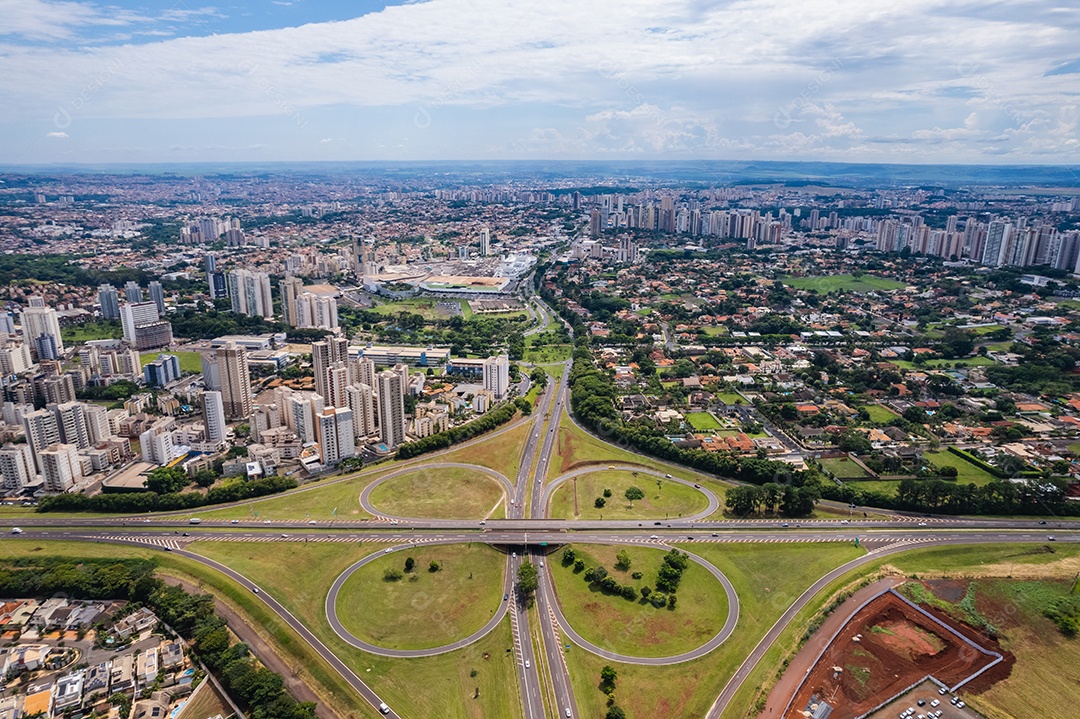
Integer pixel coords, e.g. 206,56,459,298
525,660,530,669
566,709,572,717
650,534,659,539
10,527,22,534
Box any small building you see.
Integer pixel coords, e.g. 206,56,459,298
53,671,84,710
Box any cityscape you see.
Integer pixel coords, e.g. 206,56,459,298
2,2,1079,719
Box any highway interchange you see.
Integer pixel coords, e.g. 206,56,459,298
3,297,1078,719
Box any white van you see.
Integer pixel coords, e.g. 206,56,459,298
189,518,202,524
378,702,390,715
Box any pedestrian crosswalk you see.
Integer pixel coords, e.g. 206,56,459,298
640,535,858,546
98,533,437,546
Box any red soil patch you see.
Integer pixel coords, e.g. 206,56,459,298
783,590,1012,719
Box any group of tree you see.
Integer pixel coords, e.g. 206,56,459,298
724,482,820,518
396,402,517,459
0,557,315,719
37,476,297,514
516,561,539,602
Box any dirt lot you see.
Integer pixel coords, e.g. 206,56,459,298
783,589,1011,719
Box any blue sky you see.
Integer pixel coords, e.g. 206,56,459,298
1,0,1079,165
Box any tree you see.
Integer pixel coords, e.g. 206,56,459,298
615,550,632,571
404,557,415,572
606,707,626,719
940,327,974,358
192,469,217,488
561,548,576,565
594,497,606,509
600,665,618,691
383,568,403,582
624,486,645,503
640,586,651,599
667,594,678,609
428,560,441,573
517,562,539,599
145,466,188,495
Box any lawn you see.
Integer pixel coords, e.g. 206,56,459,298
368,298,463,320
844,479,900,496
715,392,746,406
189,540,524,719
62,321,123,343
548,470,710,520
924,449,998,486
335,543,506,650
140,350,203,374
177,678,229,719
819,457,872,479
367,466,506,519
550,544,727,657
563,542,865,719
701,326,727,336
782,274,907,293
685,411,723,431
524,344,572,363
863,403,898,423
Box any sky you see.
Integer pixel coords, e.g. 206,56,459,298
1,0,1079,165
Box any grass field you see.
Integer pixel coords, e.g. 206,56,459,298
715,392,745,406
782,275,907,293
563,542,865,719
548,470,710,520
369,297,464,320
140,350,203,374
524,344,572,363
189,540,524,719
863,404,898,423
177,679,229,719
438,417,529,479
701,326,727,336
844,479,900,496
819,457,872,479
890,356,996,370
62,321,123,342
367,466,506,519
335,543,505,650
685,412,722,431
550,544,726,657
924,449,998,485
192,471,388,521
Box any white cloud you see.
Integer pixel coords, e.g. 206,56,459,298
1,0,1079,161
45,131,68,138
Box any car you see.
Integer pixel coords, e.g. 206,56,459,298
384,548,393,553
188,517,202,524
1039,520,1047,525
264,520,272,524
654,521,662,526
686,536,694,540
607,465,615,469
781,522,789,528
918,521,928,526
566,709,572,718
694,483,701,488
840,519,850,524
281,533,288,538
504,594,509,601
389,519,399,525
10,527,22,534
143,518,151,523
308,520,317,525
540,561,544,567
378,703,390,715
479,520,486,525
665,473,672,478
1048,535,1056,541
931,700,940,708
182,532,189,537
525,660,530,668
164,547,172,551
650,534,659,539
711,533,719,537
950,697,958,705
957,701,965,708
252,587,260,593
231,519,240,524
918,700,926,707
939,688,948,695
512,552,516,558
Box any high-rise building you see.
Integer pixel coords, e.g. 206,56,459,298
98,284,120,320
21,305,64,359
140,426,175,465
350,355,376,388
201,352,221,391
287,392,322,444
295,293,339,330
982,221,1013,267
23,408,60,473
202,391,227,442
0,444,34,492
204,253,217,273
311,336,348,403
483,354,510,399
316,406,354,465
0,341,33,375
209,271,228,299
280,276,305,327
50,402,91,450
148,281,165,315
479,227,491,256
124,281,143,303
346,383,376,438
40,443,81,492
376,370,406,449
143,354,181,387
325,364,350,409
217,344,253,421
42,374,76,405
120,302,160,342
85,404,110,444
227,270,273,318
